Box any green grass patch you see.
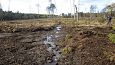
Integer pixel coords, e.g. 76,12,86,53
108,33,115,43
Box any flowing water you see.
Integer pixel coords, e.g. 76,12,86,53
43,25,62,65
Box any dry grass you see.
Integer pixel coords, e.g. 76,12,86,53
57,18,103,27
0,19,57,32
54,18,115,27
0,18,114,32
0,19,56,28
0,18,114,28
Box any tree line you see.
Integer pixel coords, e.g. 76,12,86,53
0,9,52,21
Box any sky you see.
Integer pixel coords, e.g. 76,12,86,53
0,0,115,14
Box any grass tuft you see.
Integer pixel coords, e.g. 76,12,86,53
108,33,115,43
61,46,72,54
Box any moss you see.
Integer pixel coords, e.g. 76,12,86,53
61,46,72,54
108,33,115,43
60,34,73,54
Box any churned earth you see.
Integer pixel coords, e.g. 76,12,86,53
0,30,56,65
57,26,115,65
0,20,115,65
0,20,56,65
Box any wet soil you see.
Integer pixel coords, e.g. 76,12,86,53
0,27,55,65
57,26,115,65
0,24,115,65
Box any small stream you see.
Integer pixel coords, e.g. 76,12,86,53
43,25,62,65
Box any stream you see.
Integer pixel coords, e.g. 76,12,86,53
43,25,62,65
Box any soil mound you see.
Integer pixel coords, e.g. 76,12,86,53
58,26,115,65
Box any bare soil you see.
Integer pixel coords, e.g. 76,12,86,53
0,20,56,65
58,26,115,65
0,20,115,65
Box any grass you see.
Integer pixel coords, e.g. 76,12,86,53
59,34,74,54
0,19,56,28
61,46,72,54
108,33,115,43
0,18,114,32
1,17,112,28
112,25,115,30
57,17,108,27
0,19,57,32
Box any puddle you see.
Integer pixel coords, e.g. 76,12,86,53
43,25,62,65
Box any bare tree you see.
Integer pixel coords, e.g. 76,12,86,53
36,3,40,14
50,3,56,14
73,0,75,19
73,0,79,22
0,3,2,11
46,6,51,15
46,3,56,18
90,5,97,20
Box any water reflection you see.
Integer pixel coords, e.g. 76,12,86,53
43,25,62,65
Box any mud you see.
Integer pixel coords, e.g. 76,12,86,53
58,26,115,65
0,31,54,65
0,24,115,65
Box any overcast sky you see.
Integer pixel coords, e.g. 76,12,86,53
0,0,115,14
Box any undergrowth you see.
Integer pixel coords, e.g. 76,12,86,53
108,33,115,43
60,34,73,54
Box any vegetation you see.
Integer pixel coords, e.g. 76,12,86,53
108,33,115,43
96,17,106,23
0,20,56,32
112,25,115,30
61,46,72,54
46,3,56,14
46,3,56,18
60,34,74,54
0,1,115,65
0,10,53,21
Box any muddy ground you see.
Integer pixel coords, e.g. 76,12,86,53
58,26,115,65
0,24,55,65
0,21,115,65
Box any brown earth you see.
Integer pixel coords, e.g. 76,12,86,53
58,26,115,65
0,31,55,65
0,20,56,65
0,20,115,65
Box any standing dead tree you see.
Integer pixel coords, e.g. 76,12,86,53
90,5,97,20
46,3,56,18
